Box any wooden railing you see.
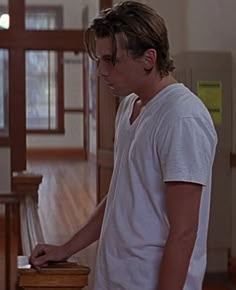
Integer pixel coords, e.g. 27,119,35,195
0,172,44,290
12,172,44,256
0,192,19,290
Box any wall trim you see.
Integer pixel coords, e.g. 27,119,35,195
229,257,236,285
203,272,229,284
230,153,236,167
27,148,86,160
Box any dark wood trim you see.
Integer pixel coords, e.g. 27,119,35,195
9,0,25,29
96,74,101,204
230,153,236,167
0,137,10,146
57,51,64,132
0,30,86,51
1,193,19,290
82,1,89,162
229,257,236,285
27,129,65,135
27,148,86,160
9,48,26,171
100,0,112,10
97,149,114,168
203,272,229,285
0,192,19,203
3,50,9,135
83,53,89,160
64,108,84,113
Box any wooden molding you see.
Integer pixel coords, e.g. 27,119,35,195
100,0,112,9
64,108,84,113
0,137,10,146
0,30,86,51
229,257,236,285
230,153,236,168
27,148,86,160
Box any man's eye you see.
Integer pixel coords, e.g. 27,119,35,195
104,58,113,63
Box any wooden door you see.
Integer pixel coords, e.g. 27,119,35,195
96,78,117,203
96,0,115,203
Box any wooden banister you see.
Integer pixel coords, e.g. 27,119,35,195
0,192,20,290
12,172,44,256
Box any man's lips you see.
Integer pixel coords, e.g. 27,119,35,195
105,81,114,88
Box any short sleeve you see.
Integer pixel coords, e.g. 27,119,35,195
157,117,217,185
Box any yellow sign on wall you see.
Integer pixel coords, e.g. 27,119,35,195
197,81,222,125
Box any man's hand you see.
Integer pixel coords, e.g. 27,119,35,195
29,244,68,269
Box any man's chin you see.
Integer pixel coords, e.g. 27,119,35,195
109,87,121,98
109,88,131,98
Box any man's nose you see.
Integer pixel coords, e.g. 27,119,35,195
97,61,108,77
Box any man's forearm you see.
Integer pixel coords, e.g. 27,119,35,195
62,195,107,258
157,231,197,290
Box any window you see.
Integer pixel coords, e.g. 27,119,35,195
26,50,59,130
26,7,63,132
0,49,8,136
0,6,63,133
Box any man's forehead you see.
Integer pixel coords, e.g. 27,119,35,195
95,34,126,57
95,37,113,54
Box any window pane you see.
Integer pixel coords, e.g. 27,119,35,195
64,52,83,108
26,51,58,130
25,0,99,30
0,49,9,135
0,0,9,30
26,9,59,30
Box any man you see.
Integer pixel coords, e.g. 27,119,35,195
30,2,217,290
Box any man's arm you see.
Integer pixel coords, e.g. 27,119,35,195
157,181,202,290
30,195,107,267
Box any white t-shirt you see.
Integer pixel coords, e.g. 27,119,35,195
94,83,217,290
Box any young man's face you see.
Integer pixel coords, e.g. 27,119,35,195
95,34,147,97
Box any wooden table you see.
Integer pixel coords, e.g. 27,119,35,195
18,262,90,290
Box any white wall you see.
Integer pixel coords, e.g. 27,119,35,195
147,0,187,55
88,0,99,24
28,114,84,148
185,0,236,257
112,0,186,55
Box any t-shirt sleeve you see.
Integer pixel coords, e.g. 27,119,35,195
157,116,217,185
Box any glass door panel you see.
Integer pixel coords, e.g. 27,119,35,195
0,0,9,30
25,0,99,30
0,49,8,137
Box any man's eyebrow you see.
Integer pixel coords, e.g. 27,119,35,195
95,54,112,60
101,54,113,58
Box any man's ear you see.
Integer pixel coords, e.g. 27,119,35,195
143,48,157,70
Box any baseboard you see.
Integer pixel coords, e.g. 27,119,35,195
229,257,236,285
203,272,229,285
27,148,87,160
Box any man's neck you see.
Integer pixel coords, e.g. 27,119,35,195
137,74,178,106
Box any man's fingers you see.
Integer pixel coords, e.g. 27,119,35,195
31,254,49,267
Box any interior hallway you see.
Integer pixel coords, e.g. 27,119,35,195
25,157,233,290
